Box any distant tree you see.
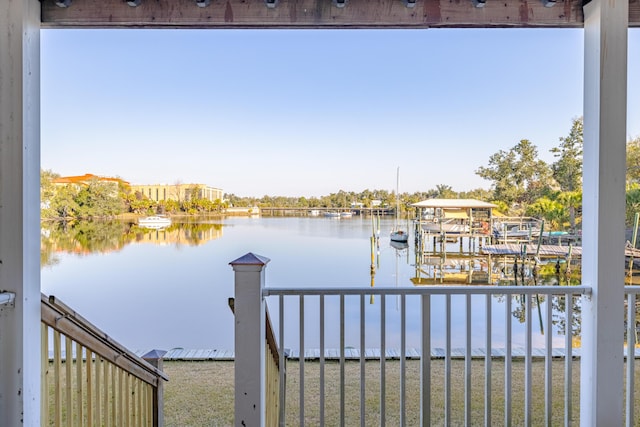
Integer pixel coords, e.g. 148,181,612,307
41,169,60,218
50,185,79,219
434,184,456,199
526,197,567,230
75,179,125,218
459,188,493,201
551,117,583,193
626,188,640,226
476,139,553,210
627,136,640,187
556,190,582,231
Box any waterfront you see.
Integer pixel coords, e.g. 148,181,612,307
40,216,576,354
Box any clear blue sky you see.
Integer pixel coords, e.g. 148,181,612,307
40,28,640,198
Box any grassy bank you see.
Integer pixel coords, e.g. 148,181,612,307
163,359,581,426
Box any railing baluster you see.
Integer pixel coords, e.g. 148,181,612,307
505,294,512,426
104,357,109,427
299,295,305,427
360,294,366,427
545,293,553,427
340,294,345,427
95,355,101,425
627,292,636,427
54,330,61,427
381,293,386,426
111,361,116,427
77,344,83,427
445,294,451,425
525,294,532,427
565,295,573,427
124,372,129,427
65,336,73,426
421,294,431,427
319,295,325,427
400,293,406,427
87,350,93,427
465,294,472,426
485,294,492,427
279,294,286,427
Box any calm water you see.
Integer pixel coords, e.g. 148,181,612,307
40,216,574,353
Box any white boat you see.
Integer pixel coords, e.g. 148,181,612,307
390,167,409,243
324,211,340,218
340,211,354,218
309,209,320,216
137,215,172,229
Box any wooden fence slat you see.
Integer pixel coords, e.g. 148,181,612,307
86,350,93,427
54,330,62,427
65,336,73,426
76,343,83,427
95,356,101,425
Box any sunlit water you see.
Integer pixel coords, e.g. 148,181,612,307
40,216,575,353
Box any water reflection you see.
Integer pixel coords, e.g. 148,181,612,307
41,219,224,267
40,216,583,352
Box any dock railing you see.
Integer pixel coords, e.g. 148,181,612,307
40,294,169,427
232,252,602,425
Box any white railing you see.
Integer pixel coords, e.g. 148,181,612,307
231,253,601,426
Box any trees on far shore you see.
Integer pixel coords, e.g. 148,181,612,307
41,116,640,229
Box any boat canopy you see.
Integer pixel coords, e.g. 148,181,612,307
442,210,469,219
411,199,498,209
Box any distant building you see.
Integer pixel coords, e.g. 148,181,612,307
51,173,129,196
130,183,223,203
52,173,129,187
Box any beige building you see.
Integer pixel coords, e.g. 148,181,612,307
131,183,223,203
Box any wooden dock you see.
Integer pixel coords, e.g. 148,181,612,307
481,244,582,258
133,347,640,361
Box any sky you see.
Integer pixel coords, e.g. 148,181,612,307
40,28,640,198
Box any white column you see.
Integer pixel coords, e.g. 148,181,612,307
581,1,628,425
230,252,270,427
0,0,41,426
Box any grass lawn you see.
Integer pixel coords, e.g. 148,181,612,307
163,358,583,426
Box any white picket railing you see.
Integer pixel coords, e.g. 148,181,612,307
231,253,619,426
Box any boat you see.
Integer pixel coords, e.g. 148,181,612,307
340,211,354,218
137,215,172,229
390,167,409,243
324,211,340,218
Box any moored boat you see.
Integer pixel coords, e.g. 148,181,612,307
390,167,409,243
138,215,172,229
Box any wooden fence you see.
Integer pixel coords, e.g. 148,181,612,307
40,294,168,427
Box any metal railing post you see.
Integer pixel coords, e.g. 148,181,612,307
230,253,270,427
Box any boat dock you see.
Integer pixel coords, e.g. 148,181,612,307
134,347,598,361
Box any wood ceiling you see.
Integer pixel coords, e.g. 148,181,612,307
40,0,640,29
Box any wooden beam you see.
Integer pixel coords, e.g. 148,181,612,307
42,0,640,29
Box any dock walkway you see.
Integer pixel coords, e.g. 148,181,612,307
481,244,581,258
130,347,628,361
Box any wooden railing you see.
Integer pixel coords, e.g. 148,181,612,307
40,294,168,427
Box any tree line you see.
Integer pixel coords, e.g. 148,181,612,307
41,116,640,229
40,173,226,220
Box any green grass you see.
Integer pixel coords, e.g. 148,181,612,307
162,358,583,426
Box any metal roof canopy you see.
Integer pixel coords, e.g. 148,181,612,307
40,0,640,29
411,198,498,209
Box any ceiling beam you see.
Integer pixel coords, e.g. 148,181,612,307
40,0,640,29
